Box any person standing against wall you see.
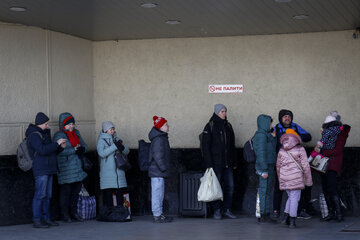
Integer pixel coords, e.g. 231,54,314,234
148,116,173,223
26,112,67,228
53,112,88,223
253,114,277,223
97,121,130,208
202,104,237,220
273,109,312,220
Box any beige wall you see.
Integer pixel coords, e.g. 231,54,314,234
0,23,95,155
93,30,360,148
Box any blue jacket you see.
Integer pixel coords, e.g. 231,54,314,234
97,131,130,189
253,115,277,175
148,127,171,178
275,122,311,152
53,112,87,184
26,124,60,177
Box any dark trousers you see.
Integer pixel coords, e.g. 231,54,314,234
59,181,82,217
298,186,312,213
322,170,338,197
211,166,234,211
103,188,125,208
273,170,283,213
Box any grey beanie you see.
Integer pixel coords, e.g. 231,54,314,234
214,104,227,114
102,121,115,133
330,111,341,122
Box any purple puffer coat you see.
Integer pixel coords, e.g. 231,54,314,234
276,133,313,190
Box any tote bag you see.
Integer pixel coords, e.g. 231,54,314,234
197,168,223,202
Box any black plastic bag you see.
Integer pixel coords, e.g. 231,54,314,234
97,206,130,222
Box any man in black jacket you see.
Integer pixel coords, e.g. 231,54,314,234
148,115,173,223
202,104,237,220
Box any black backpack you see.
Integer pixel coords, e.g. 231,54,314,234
138,139,152,171
243,138,256,163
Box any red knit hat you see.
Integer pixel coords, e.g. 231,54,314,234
153,116,167,129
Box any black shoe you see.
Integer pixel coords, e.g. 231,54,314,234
223,209,237,219
281,213,290,225
213,209,222,220
289,217,296,229
257,215,267,224
271,211,280,220
332,195,344,222
297,210,312,220
63,214,72,223
33,221,49,228
153,214,172,223
44,220,59,227
71,213,84,222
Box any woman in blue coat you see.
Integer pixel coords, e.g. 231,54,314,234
97,121,130,208
53,112,87,222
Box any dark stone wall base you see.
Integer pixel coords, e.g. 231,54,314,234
1,147,360,225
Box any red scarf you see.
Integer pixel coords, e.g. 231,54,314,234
61,116,81,147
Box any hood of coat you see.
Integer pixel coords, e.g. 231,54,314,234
98,131,118,141
210,112,227,123
280,133,301,150
58,112,75,131
25,123,49,137
148,127,168,141
257,114,272,133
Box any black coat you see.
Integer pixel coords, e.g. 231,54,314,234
148,127,171,178
202,113,236,169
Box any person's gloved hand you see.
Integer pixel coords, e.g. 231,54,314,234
75,146,85,156
114,140,125,152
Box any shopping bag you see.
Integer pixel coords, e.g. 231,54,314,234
319,193,328,219
256,188,261,218
197,168,223,202
112,192,132,221
77,185,96,220
309,156,330,173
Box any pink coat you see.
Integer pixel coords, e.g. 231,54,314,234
276,133,313,191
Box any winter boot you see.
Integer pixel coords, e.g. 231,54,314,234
332,195,344,222
223,209,237,219
281,213,290,225
213,209,222,220
289,217,296,228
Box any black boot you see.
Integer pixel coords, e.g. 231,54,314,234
62,213,72,223
332,195,344,222
281,213,290,225
71,213,84,222
289,217,296,228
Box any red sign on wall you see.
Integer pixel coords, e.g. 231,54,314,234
208,85,243,94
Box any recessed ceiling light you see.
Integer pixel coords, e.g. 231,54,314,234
140,3,158,8
9,6,27,12
275,0,292,3
293,15,309,20
165,20,181,25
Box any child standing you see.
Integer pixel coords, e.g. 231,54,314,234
277,129,313,228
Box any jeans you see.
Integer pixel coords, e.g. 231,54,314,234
151,177,165,217
32,175,53,222
285,190,301,217
259,164,274,214
59,181,82,217
103,188,125,208
211,167,234,211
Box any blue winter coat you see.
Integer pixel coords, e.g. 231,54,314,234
97,131,130,189
253,114,277,175
53,112,87,184
26,124,60,177
148,127,171,178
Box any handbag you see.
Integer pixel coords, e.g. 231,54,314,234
197,168,223,202
81,156,93,171
308,156,330,173
114,152,131,171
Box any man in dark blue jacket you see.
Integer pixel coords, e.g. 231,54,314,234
26,112,66,228
272,109,312,220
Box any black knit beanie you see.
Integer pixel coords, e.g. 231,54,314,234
35,112,49,125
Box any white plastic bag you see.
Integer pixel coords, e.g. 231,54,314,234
256,188,261,218
197,168,223,202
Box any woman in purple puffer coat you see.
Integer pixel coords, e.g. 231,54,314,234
276,129,313,228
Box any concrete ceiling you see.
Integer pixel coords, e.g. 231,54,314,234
0,0,359,41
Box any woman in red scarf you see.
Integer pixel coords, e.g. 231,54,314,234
54,112,88,223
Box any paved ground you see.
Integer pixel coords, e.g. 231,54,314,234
0,216,359,240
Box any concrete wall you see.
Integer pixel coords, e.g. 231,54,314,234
0,23,95,155
93,30,360,148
